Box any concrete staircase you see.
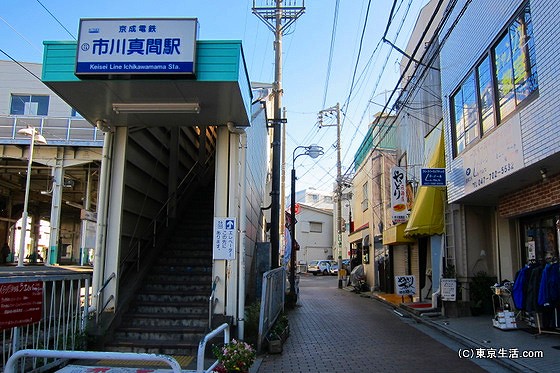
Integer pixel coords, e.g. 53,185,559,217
106,195,214,356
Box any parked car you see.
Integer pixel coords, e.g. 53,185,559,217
329,262,339,275
307,260,337,276
341,258,351,274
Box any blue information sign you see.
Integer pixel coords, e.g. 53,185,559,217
420,168,446,186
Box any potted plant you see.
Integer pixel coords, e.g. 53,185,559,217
469,271,496,316
212,339,256,373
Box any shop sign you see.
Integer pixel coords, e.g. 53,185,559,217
420,168,446,186
0,281,43,330
395,275,416,296
213,217,236,260
390,167,409,223
461,114,523,195
440,278,457,301
76,18,198,76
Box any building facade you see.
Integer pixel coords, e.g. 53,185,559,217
440,0,559,319
350,114,398,291
288,203,334,268
0,60,103,265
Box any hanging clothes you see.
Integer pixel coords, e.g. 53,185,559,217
526,264,545,312
538,262,560,307
513,265,529,310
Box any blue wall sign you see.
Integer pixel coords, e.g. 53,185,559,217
76,18,198,76
421,168,446,186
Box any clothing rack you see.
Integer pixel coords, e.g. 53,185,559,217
513,259,560,336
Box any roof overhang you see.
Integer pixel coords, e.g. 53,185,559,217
42,40,252,128
383,223,415,245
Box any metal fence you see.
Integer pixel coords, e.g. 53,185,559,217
257,267,286,352
0,115,104,147
0,272,92,372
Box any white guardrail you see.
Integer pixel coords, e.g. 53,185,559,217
4,323,231,373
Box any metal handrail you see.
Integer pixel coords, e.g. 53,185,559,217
196,323,230,373
208,276,220,330
5,349,182,373
120,155,215,276
95,272,115,323
0,115,104,146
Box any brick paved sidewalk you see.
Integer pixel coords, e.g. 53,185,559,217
255,275,492,373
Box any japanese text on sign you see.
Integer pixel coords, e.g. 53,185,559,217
0,281,43,330
421,168,446,186
395,275,416,296
76,18,197,75
213,217,236,260
440,278,457,301
390,167,409,223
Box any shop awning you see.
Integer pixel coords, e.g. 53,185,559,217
383,223,414,245
404,130,446,236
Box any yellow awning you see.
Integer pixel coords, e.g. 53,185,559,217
383,223,415,245
404,130,446,236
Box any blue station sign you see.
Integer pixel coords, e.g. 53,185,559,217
76,18,198,76
420,168,446,187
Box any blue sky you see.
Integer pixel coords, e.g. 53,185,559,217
1,0,429,195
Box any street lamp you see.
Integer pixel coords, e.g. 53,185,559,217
17,126,47,267
289,144,323,305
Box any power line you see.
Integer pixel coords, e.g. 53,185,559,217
36,0,76,40
0,16,43,57
0,48,42,81
322,0,340,108
341,0,450,180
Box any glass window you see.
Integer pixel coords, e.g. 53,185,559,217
493,3,537,120
451,72,479,154
362,181,368,211
309,222,322,233
451,3,537,156
10,95,49,116
521,215,559,264
493,34,515,119
477,56,495,134
511,5,538,104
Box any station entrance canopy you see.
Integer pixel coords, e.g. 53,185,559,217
42,18,252,129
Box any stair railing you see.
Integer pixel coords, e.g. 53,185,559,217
120,154,215,279
208,276,220,330
196,323,230,373
95,272,115,324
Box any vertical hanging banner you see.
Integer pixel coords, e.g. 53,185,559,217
0,281,43,330
213,217,236,260
390,167,409,223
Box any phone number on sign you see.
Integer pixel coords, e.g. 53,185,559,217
458,348,543,359
471,163,514,188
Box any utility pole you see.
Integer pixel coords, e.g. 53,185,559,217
253,0,305,269
319,103,343,288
